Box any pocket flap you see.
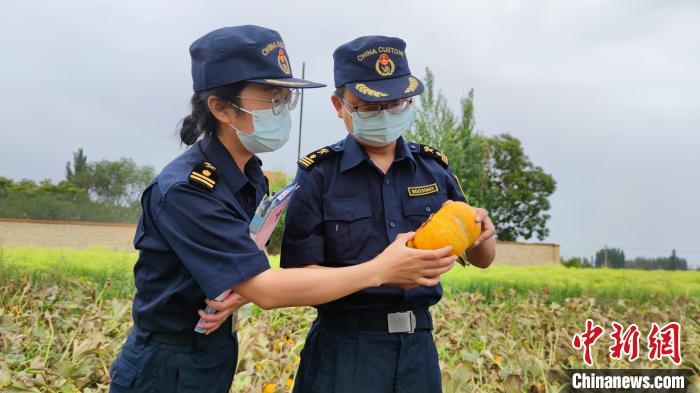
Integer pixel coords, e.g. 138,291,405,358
402,196,443,217
110,359,137,388
323,199,372,221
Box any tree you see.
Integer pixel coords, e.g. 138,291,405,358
626,250,688,270
407,68,556,241
408,69,486,205
0,176,12,198
65,148,91,189
595,247,625,269
90,158,155,206
480,134,556,240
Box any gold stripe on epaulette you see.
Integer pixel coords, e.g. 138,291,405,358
190,173,215,188
299,156,314,167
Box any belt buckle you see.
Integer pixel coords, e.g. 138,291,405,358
387,311,416,334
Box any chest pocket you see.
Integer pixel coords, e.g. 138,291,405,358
323,198,372,259
401,194,446,232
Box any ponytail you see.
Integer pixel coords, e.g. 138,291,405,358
178,82,247,146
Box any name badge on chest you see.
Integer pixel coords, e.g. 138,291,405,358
407,183,439,197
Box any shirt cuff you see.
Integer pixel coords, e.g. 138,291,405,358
204,252,270,300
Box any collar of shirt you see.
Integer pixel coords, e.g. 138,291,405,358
339,134,416,173
199,135,264,195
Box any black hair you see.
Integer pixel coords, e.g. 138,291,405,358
334,86,345,98
179,82,247,146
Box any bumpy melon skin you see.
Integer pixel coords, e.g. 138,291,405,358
409,201,482,257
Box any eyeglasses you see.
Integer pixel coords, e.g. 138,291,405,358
230,89,300,115
338,97,412,118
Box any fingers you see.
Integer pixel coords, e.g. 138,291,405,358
196,309,229,335
205,292,245,311
431,245,454,258
442,199,453,206
422,260,456,276
474,208,489,223
204,299,228,312
197,309,228,323
473,218,496,248
394,231,415,244
196,319,223,334
415,255,457,271
415,276,441,287
411,245,453,260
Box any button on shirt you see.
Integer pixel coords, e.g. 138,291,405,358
281,135,466,313
131,136,269,333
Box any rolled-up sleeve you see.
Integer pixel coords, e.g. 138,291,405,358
280,169,326,268
156,184,269,299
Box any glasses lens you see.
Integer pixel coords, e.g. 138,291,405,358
387,100,411,114
270,92,286,115
357,104,382,118
287,89,300,110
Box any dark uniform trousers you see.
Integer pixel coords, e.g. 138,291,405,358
292,310,442,393
109,319,238,393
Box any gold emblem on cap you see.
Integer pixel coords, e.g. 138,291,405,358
404,77,419,93
355,83,388,98
277,49,291,75
375,53,395,77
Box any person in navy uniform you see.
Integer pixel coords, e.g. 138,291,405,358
108,27,459,393
281,36,497,393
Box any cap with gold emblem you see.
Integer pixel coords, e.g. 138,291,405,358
333,35,424,102
189,25,326,92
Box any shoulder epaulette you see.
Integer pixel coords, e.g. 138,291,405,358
420,144,449,167
410,143,449,167
188,161,218,191
297,146,338,169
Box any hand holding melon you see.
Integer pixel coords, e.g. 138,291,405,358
407,201,482,266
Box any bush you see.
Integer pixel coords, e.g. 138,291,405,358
0,178,140,223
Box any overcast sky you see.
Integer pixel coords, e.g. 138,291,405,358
1,0,698,267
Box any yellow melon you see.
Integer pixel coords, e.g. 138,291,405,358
408,201,481,261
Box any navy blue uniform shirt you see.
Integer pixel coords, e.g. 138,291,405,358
131,135,269,333
281,135,465,313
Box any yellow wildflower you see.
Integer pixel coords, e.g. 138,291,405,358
262,383,276,393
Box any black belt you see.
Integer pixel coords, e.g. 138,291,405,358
149,330,197,346
135,317,232,347
318,309,432,334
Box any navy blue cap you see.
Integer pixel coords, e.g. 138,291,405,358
189,25,325,92
333,35,424,102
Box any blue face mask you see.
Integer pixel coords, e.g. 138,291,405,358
345,105,416,147
229,105,292,154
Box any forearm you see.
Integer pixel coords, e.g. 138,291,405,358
233,262,381,310
300,264,413,286
466,236,496,268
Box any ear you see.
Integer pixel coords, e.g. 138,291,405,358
330,95,344,119
207,96,234,124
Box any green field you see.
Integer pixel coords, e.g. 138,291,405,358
2,247,699,301
0,247,698,392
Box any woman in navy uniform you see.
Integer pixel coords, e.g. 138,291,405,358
108,26,458,393
281,36,497,392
